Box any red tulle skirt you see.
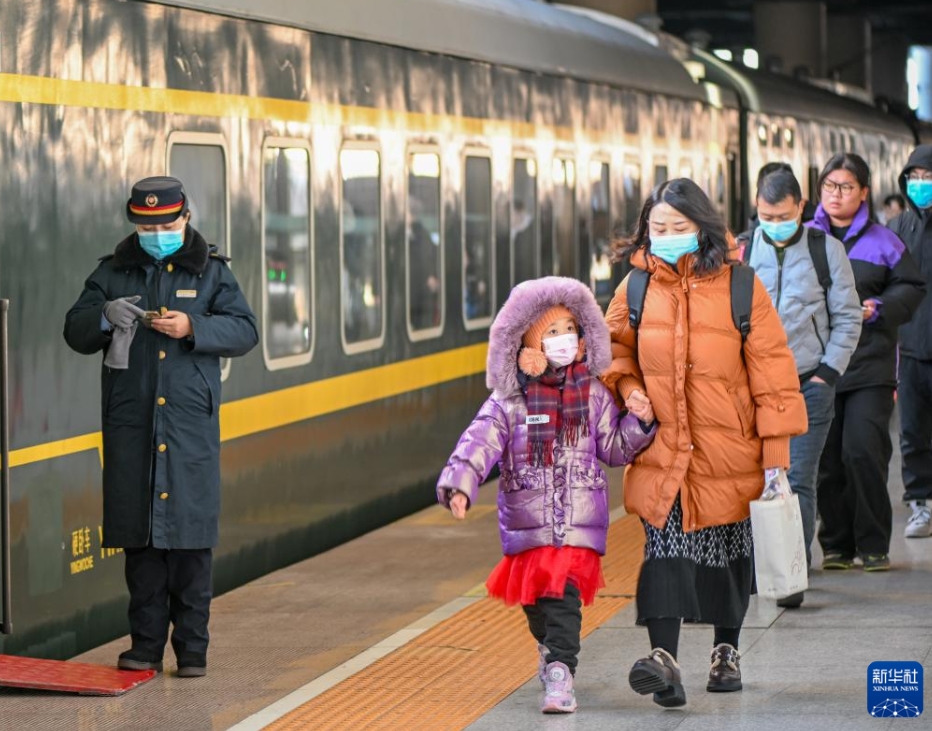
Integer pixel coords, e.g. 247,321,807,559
486,546,605,606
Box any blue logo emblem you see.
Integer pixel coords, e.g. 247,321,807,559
867,661,923,717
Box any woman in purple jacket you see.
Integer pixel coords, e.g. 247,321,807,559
437,276,656,714
808,153,925,571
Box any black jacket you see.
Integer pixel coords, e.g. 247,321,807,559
63,228,258,548
890,144,932,360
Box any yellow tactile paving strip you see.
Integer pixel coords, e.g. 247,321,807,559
264,514,645,731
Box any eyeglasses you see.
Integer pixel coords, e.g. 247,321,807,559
907,172,932,182
822,179,858,196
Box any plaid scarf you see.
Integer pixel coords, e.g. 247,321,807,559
524,361,591,467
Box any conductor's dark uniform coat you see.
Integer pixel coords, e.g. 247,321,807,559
64,227,258,549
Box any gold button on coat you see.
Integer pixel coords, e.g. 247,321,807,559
159,492,169,500
160,306,168,316
166,263,174,273
159,350,166,360
158,444,167,453
157,397,166,406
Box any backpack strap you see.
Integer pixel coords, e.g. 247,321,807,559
806,228,832,299
626,268,650,329
730,264,756,342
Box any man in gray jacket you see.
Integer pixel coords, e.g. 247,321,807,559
745,165,862,607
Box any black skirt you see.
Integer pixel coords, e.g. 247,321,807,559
636,495,753,628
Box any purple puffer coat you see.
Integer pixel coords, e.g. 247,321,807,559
437,277,655,555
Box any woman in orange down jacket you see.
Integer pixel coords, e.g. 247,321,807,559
602,178,807,708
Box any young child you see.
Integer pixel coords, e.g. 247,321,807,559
437,276,656,714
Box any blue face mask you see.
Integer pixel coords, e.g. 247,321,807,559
759,218,800,243
906,179,932,210
649,232,700,265
138,230,185,260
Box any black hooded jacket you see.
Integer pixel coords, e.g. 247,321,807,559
890,145,932,360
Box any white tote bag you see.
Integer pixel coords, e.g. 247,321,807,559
750,494,809,599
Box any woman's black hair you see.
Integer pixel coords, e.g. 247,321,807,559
817,152,874,220
611,177,731,276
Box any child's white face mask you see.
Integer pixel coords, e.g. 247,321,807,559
542,333,579,368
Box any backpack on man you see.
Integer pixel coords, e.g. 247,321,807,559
739,226,832,299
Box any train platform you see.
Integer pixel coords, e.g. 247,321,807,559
2,445,930,731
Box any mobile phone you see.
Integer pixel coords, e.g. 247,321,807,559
138,310,162,327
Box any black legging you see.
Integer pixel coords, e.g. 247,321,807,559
646,618,740,658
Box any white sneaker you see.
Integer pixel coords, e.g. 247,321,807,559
905,501,932,538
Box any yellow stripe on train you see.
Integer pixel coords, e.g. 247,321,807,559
0,72,590,142
8,343,488,469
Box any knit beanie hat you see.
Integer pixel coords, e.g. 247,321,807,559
522,305,574,350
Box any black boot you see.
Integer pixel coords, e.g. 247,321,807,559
629,647,686,707
707,643,742,692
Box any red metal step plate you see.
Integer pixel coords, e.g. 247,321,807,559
0,654,156,695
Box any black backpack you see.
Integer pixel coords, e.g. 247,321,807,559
739,226,832,302
626,263,757,341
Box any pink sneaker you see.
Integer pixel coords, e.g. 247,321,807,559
541,661,577,713
537,644,548,687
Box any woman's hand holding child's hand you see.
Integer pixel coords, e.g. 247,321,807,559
625,389,655,424
450,492,468,520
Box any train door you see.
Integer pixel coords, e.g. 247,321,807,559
167,132,232,380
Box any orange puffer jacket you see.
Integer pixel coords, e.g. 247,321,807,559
603,249,807,532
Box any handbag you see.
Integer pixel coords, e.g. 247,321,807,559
750,479,809,600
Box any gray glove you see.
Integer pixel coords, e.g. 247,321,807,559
103,322,138,370
103,296,144,329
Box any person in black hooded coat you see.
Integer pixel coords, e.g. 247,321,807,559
64,176,258,676
889,144,932,538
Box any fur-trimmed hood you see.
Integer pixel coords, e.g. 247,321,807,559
487,277,610,396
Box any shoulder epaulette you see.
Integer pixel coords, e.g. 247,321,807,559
209,252,232,263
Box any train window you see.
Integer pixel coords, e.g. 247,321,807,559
261,142,312,368
340,146,384,352
463,154,493,328
758,124,768,147
784,128,795,149
654,164,668,186
169,139,228,255
808,166,820,202
589,160,612,301
552,158,576,278
512,157,539,286
681,111,692,141
406,150,443,340
771,123,782,148
623,160,642,236
168,132,231,380
717,163,726,209
830,131,838,152
622,92,639,134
